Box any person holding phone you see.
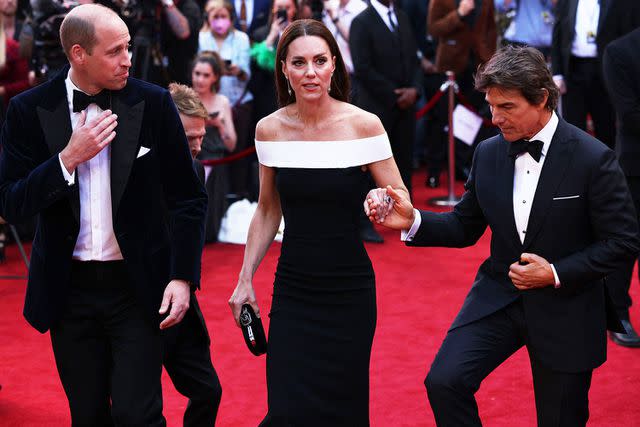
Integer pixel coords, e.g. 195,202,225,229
191,52,237,242
199,0,254,199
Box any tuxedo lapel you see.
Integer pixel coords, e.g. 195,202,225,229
523,122,575,249
110,93,145,218
568,0,579,33
36,77,80,222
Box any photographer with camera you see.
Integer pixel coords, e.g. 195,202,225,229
131,0,201,86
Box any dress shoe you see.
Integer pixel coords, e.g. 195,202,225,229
609,319,640,348
426,175,440,188
360,225,384,244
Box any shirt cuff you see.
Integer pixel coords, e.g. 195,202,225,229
58,154,75,186
400,209,422,242
550,264,561,288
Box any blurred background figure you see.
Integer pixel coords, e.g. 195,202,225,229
350,0,421,197
603,25,640,348
199,0,253,200
191,52,237,242
248,0,298,124
0,0,29,113
321,0,366,89
427,0,497,181
231,0,269,36
551,0,640,150
495,0,556,57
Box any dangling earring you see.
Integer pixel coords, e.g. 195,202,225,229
286,77,292,96
328,72,333,93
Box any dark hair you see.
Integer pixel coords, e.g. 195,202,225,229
193,51,223,93
274,19,350,107
474,45,559,112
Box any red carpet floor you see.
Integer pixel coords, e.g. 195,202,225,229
1,173,639,426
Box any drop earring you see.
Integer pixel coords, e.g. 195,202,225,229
286,77,292,96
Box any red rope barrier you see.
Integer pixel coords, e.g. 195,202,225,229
415,89,446,120
200,146,256,166
454,92,495,128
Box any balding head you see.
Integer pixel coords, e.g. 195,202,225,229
60,4,122,57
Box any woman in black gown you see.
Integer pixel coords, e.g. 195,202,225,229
228,20,409,426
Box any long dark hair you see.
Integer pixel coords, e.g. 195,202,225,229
274,19,350,107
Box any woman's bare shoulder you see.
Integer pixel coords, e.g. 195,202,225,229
340,104,386,138
255,108,289,141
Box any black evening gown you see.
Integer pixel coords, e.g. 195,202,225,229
260,166,376,427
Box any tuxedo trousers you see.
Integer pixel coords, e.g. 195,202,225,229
163,294,222,427
50,261,165,427
425,299,593,427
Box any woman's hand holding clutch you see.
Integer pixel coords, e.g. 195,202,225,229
229,279,260,327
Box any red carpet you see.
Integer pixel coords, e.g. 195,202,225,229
1,172,639,426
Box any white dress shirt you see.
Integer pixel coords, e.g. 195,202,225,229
323,0,368,74
571,0,600,58
370,0,398,32
60,73,123,261
402,112,562,286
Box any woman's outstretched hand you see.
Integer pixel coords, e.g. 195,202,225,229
365,185,415,230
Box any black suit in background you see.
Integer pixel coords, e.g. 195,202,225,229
603,28,640,335
0,70,208,424
350,4,421,194
551,0,640,149
411,119,638,425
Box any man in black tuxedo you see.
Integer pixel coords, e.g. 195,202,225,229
349,0,421,195
603,27,640,348
368,45,639,426
551,0,640,150
0,4,207,425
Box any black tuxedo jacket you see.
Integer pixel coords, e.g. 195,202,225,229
603,28,640,177
349,6,421,127
408,119,639,372
552,0,640,77
0,69,208,333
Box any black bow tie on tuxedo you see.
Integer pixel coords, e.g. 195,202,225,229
72,89,111,113
508,139,544,162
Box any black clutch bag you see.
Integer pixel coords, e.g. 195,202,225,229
240,304,267,356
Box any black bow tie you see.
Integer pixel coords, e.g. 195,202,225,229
72,89,111,113
508,139,544,162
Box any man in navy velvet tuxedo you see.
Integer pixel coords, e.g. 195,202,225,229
0,4,207,425
368,45,639,426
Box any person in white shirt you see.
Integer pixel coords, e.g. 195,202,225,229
366,45,639,427
0,5,207,425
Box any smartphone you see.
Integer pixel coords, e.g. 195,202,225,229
276,8,287,23
209,111,220,118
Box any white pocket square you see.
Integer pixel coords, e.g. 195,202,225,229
553,195,580,200
137,146,151,158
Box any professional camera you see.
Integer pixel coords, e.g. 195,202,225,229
29,0,80,78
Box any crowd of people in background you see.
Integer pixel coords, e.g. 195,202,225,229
1,0,640,349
